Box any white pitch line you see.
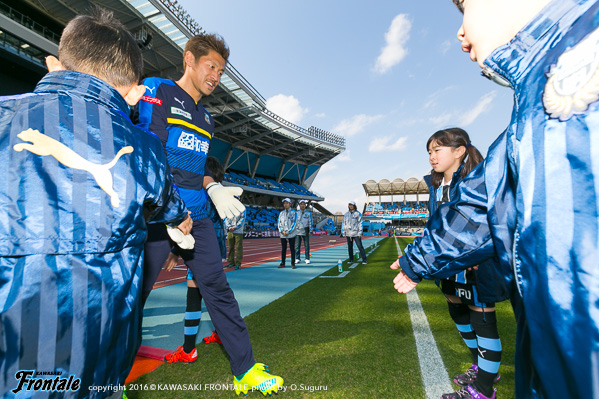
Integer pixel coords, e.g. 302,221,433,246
319,271,350,278
394,238,452,399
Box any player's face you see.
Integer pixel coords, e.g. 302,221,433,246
283,202,291,209
299,202,306,210
428,141,463,174
456,0,520,68
190,49,225,98
348,204,355,212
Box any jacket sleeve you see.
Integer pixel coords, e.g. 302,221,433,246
309,212,313,232
142,137,188,226
289,210,297,231
134,80,169,147
399,162,497,282
358,212,363,236
230,211,245,230
278,211,284,232
341,214,346,234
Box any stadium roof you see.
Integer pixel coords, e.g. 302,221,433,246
13,0,345,187
362,178,429,196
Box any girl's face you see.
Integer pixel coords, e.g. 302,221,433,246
428,141,464,175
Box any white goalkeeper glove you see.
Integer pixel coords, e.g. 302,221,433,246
206,182,245,219
166,225,195,250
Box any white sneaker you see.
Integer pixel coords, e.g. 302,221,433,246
295,259,300,264
305,259,310,264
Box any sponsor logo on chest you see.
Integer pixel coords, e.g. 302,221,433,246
171,107,192,120
178,132,209,154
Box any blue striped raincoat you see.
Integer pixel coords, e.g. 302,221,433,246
399,1,599,397
0,71,187,398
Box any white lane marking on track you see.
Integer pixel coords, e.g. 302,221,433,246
394,237,452,399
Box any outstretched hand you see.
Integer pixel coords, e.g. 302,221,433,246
393,270,418,293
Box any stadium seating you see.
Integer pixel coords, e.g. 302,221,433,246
223,171,319,197
363,201,428,218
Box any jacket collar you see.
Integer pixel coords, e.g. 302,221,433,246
34,70,131,115
483,0,594,88
424,163,464,188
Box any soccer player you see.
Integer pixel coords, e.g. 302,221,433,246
392,1,599,398
134,33,283,395
294,199,313,264
0,9,191,397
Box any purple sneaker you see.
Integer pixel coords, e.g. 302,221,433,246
454,365,478,386
441,385,496,399
454,364,501,387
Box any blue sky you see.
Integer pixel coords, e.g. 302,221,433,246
178,0,515,214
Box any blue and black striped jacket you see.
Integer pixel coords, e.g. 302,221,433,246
400,1,599,397
423,167,508,303
0,71,187,398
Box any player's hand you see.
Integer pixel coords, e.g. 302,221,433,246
177,213,193,235
167,219,195,250
393,270,418,293
389,259,400,270
207,182,245,219
164,252,180,272
467,265,479,271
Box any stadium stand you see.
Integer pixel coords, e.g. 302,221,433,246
3,0,346,230
361,177,431,234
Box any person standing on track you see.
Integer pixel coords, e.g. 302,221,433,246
341,201,367,264
225,203,246,270
277,198,297,268
294,199,312,265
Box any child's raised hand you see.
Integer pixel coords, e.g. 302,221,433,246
393,270,418,293
164,252,179,272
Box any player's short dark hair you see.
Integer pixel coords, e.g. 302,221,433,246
58,8,143,87
183,33,229,68
426,127,484,188
206,156,224,183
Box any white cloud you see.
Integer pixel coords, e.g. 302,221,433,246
423,86,455,109
318,162,338,173
265,94,308,125
458,91,497,126
428,112,453,127
369,136,408,152
314,112,326,118
317,150,351,175
332,114,383,137
373,14,411,75
336,150,351,162
440,39,452,55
